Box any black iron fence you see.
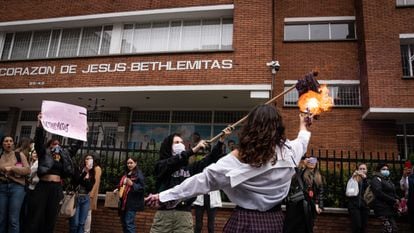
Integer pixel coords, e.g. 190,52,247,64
72,145,406,208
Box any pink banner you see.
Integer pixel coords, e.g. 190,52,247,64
41,100,88,141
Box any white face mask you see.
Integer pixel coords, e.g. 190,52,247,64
172,143,186,156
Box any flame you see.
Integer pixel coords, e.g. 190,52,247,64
298,85,333,115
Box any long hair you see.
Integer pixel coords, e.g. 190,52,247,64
158,133,181,160
1,135,14,153
238,104,285,167
81,153,96,181
303,163,323,188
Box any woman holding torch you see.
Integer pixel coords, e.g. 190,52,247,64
145,104,312,232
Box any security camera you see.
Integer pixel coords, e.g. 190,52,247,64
266,60,280,73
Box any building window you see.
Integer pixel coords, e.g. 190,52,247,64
129,110,244,150
401,43,414,77
102,126,117,147
1,25,112,61
396,0,414,6
120,18,233,53
19,125,32,140
284,17,356,41
284,82,361,107
397,123,414,160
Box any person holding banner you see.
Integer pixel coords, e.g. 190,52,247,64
145,104,312,233
24,113,82,233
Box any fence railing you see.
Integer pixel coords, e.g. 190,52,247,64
309,149,404,207
72,145,406,208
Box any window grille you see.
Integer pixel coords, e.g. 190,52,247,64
283,84,361,107
172,111,212,123
20,111,38,121
88,111,119,122
102,126,117,147
214,111,248,124
0,112,8,121
397,123,414,159
19,125,32,139
132,111,170,123
401,44,414,77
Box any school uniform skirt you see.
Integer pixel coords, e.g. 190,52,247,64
223,205,284,233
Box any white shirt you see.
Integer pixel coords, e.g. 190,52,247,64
160,130,311,212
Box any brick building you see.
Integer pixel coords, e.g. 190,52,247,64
0,0,413,159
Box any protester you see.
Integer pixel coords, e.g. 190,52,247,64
84,152,102,233
406,163,414,232
24,113,82,233
346,163,369,233
400,161,413,232
69,153,96,233
115,157,145,233
15,137,32,158
148,127,231,233
371,163,399,233
146,104,312,233
21,148,39,233
284,156,324,233
0,135,31,233
194,190,222,233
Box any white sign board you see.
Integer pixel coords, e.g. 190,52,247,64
41,100,88,141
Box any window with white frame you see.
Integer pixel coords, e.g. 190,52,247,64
120,18,233,53
1,25,113,60
401,40,414,77
284,17,356,41
396,0,414,6
397,123,414,160
284,82,361,107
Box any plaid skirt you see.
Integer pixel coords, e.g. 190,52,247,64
223,205,284,233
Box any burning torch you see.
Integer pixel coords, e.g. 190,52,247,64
207,71,331,143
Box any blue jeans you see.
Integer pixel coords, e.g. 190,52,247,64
121,210,137,233
0,182,26,233
69,195,90,233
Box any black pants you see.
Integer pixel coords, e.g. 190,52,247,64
348,205,369,233
194,194,217,233
284,200,315,233
24,180,63,233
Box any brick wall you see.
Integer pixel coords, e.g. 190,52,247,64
1,0,411,154
54,201,411,233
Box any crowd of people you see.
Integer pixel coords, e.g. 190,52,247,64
1,105,414,233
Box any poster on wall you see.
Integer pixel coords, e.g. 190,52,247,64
41,100,88,141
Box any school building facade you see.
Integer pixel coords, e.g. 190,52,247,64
0,0,413,159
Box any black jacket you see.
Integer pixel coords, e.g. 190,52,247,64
155,134,224,211
34,126,82,178
371,173,398,217
348,178,369,209
123,168,145,212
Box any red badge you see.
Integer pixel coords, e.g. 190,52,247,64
308,190,314,198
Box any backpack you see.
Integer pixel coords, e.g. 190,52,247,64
363,176,381,207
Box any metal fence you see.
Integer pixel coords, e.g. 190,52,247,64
72,145,406,208
309,149,405,207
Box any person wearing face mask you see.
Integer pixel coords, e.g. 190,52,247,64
149,128,232,233
371,163,399,233
346,163,369,233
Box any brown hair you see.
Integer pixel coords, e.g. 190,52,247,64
238,105,285,167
